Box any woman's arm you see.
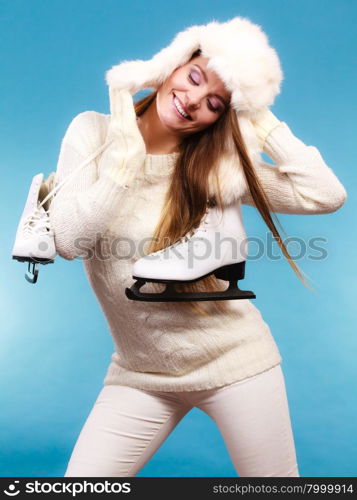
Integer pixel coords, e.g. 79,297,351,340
242,111,347,214
49,92,145,261
49,111,128,261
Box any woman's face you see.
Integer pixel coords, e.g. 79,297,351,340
156,55,231,136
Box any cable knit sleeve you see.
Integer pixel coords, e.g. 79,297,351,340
241,122,348,214
49,111,130,261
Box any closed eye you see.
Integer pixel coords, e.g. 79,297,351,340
188,71,221,114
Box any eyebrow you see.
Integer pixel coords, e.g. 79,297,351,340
192,63,230,108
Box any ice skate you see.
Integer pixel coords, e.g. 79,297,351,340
12,139,114,283
12,173,57,283
125,201,256,302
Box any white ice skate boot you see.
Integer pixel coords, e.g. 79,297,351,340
12,137,116,283
12,173,57,283
125,201,256,302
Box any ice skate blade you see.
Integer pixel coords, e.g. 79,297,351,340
125,279,256,302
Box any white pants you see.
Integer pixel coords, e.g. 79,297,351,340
64,364,299,477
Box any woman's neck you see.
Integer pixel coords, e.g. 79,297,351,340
136,100,181,155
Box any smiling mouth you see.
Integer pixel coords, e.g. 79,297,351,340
172,93,193,121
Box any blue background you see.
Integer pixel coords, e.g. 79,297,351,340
1,0,356,477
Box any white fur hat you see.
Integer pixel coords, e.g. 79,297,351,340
105,16,283,115
104,16,284,205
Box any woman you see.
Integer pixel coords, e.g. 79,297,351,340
50,17,347,477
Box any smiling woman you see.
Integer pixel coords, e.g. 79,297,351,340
136,50,232,153
47,16,347,478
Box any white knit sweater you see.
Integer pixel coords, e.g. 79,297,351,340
49,111,347,391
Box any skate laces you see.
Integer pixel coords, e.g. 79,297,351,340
36,138,116,212
22,207,52,238
152,208,210,255
172,228,197,247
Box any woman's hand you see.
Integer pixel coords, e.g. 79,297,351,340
251,108,282,151
109,87,147,158
99,88,147,187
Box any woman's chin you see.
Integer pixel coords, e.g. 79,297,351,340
159,113,186,132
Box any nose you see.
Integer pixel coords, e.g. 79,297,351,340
187,100,199,112
186,89,207,112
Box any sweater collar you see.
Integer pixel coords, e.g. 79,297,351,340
143,152,179,177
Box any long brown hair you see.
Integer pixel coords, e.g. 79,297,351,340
133,51,314,316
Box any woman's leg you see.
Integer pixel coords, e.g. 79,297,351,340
190,364,300,477
64,384,192,477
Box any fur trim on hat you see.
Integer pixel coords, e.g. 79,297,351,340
207,113,261,205
105,16,283,114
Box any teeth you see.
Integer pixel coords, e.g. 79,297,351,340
174,96,190,119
